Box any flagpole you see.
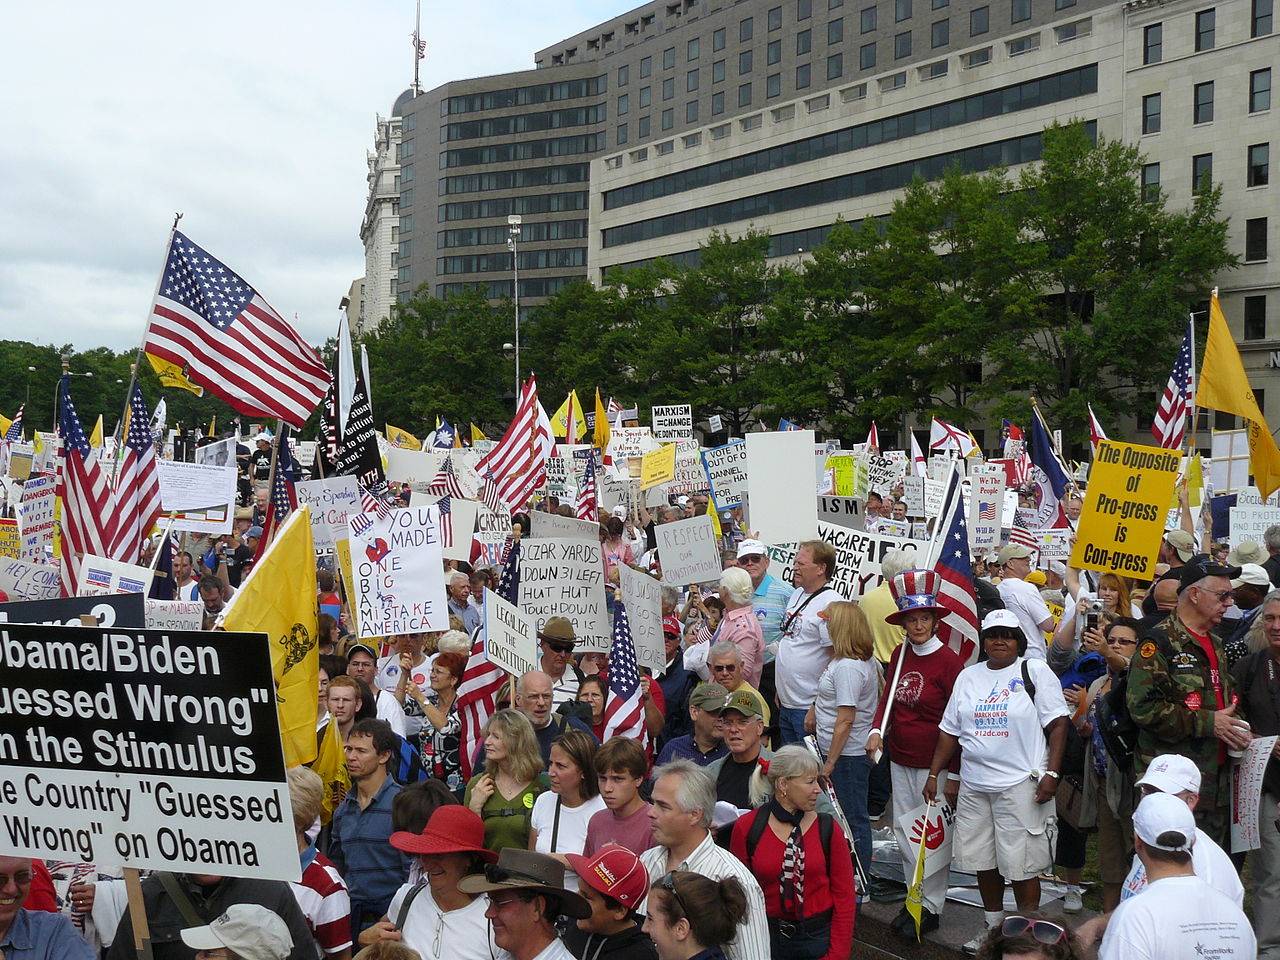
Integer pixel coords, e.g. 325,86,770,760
1187,297,1205,457
113,213,183,451
259,419,286,554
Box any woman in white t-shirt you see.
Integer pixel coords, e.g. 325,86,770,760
926,609,1070,953
529,729,607,891
804,600,881,878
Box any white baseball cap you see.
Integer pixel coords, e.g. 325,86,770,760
1232,563,1272,589
180,904,293,960
1133,791,1197,853
980,609,1022,634
1136,753,1202,795
736,539,767,560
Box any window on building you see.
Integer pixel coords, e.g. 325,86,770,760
617,123,629,145
661,107,674,130
799,0,813,18
712,90,726,114
1245,295,1267,339
1255,0,1274,36
896,0,911,19
862,5,878,31
619,64,630,85
1251,69,1271,112
1195,9,1215,50
1055,0,1075,9
831,0,844,7
740,49,753,73
1142,162,1160,201
895,29,912,56
641,56,652,77
664,47,676,69
741,16,754,40
1192,152,1213,193
1142,92,1161,133
932,18,949,45
739,81,753,106
768,72,782,96
1143,23,1161,63
640,85,652,106
663,77,675,99
639,114,651,137
713,59,726,82
971,6,989,34
1249,143,1270,186
829,17,844,42
688,37,700,60
687,99,700,122
798,29,812,53
714,27,726,50
769,39,782,63
1011,0,1030,21
618,93,630,114
1194,81,1214,123
770,5,784,29
860,40,877,67
797,62,812,86
1247,217,1269,260
828,52,844,77
688,68,700,90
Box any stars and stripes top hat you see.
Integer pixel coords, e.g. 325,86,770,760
885,568,949,625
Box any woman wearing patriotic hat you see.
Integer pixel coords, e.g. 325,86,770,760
865,569,966,939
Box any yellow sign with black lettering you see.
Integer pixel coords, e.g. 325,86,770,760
1069,439,1181,579
640,443,677,490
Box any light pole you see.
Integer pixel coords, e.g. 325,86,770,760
25,366,35,407
507,214,522,401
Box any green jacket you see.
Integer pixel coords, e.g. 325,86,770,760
1126,611,1236,795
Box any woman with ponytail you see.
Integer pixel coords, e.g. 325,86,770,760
727,746,854,960
642,872,748,960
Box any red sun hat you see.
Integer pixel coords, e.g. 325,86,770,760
565,846,650,908
390,805,497,862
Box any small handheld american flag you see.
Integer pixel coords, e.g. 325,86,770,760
601,602,646,741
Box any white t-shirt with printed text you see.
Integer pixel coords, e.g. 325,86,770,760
1099,874,1255,960
1119,826,1244,906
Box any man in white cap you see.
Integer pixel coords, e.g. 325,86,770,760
181,903,294,960
1224,562,1273,655
734,539,791,657
1098,793,1254,959
994,543,1054,661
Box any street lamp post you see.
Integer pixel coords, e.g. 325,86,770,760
507,214,522,401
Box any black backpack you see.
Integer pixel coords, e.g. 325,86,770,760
1095,634,1173,772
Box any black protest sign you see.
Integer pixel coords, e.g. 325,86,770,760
0,592,145,627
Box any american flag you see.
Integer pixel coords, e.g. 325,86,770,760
110,384,162,565
923,466,979,664
5,404,23,442
479,469,505,514
1152,319,1194,450
978,501,997,522
360,483,395,520
601,602,646,741
456,539,521,779
145,231,330,428
436,496,454,548
55,375,118,596
1009,521,1041,555
475,375,553,511
607,397,623,419
426,457,467,498
575,456,598,521
253,425,300,561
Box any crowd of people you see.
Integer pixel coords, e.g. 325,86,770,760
6,466,1280,960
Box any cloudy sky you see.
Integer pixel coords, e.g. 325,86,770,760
1,1,632,352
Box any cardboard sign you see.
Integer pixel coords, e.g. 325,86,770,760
145,598,205,632
157,461,237,535
483,589,539,678
0,592,145,627
0,518,17,559
545,456,576,499
828,453,856,497
348,505,449,638
1228,505,1280,546
618,564,666,676
702,440,748,508
518,537,609,652
654,514,722,586
640,444,678,490
708,414,724,433
669,440,710,495
295,477,362,550
438,497,480,562
0,623,297,880
0,558,60,602
77,555,154,597
896,801,957,880
530,510,601,541
765,522,918,600
611,427,658,462
194,436,238,468
866,455,906,496
902,476,926,517
1070,441,1181,578
384,447,446,491
747,431,819,545
652,405,693,442
1231,735,1280,853
968,465,1007,555
1031,529,1072,563
18,475,56,562
6,442,34,481
817,496,864,531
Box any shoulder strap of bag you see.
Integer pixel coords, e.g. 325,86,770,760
818,812,834,864
550,797,564,852
157,872,205,927
745,805,772,858
1020,659,1037,704
780,585,834,634
394,882,430,931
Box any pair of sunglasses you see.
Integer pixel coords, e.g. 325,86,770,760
542,640,574,655
1001,916,1067,945
657,872,689,918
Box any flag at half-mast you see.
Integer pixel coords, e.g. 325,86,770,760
144,230,329,427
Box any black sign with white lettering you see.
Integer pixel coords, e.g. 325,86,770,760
0,592,145,628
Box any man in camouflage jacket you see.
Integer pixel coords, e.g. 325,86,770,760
1127,559,1254,845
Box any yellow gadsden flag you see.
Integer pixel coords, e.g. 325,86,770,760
312,717,350,824
550,390,588,441
146,352,204,396
385,424,421,449
594,387,611,451
89,415,104,449
218,506,320,766
471,422,487,444
0,414,12,438
1198,292,1280,498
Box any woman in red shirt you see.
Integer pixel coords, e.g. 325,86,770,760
728,746,854,960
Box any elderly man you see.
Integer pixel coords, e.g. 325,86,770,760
715,567,764,686
0,856,94,959
734,539,791,655
447,571,482,634
536,616,582,707
637,761,770,960
994,543,1054,661
1127,558,1253,846
515,670,596,764
656,681,729,767
777,539,840,744
706,642,770,724
460,848,589,960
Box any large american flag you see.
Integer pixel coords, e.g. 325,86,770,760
253,425,299,560
5,404,23,442
456,538,520,779
56,376,118,596
575,455,598,521
111,384,162,565
475,375,553,511
1152,319,1194,450
426,457,467,498
145,230,330,428
601,602,646,741
923,466,979,664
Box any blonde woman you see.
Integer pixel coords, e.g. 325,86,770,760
804,601,880,881
463,708,548,852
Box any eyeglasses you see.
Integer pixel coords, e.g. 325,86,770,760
1197,589,1234,604
711,664,737,673
1000,916,1067,945
657,872,689,919
543,641,574,655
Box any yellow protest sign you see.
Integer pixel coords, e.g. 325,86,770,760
335,537,359,636
640,443,677,490
1069,440,1181,579
0,519,19,559
829,454,855,496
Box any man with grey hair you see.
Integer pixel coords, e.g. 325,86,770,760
511,670,596,766
1264,524,1280,587
705,641,770,724
446,570,481,635
713,566,764,685
637,760,770,960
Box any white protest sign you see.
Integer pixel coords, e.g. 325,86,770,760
545,457,575,498
77,555,154,597
384,447,445,491
194,436,238,468
518,538,609,652
157,461,237,535
708,414,723,433
866,455,906,496
611,427,658,462
6,442,33,481
475,507,512,550
438,498,480,562
1229,505,1280,545
1032,529,1072,563
896,801,956,879
483,589,539,678
18,475,55,562
348,505,450,637
924,477,945,518
669,440,709,495
902,476,926,517
0,558,60,601
765,522,918,600
746,431,818,546
618,564,666,676
702,440,748,508
1231,735,1280,853
294,440,317,469
145,598,205,632
968,465,1007,554
295,476,361,550
655,514,722,586
32,433,58,476
817,496,864,531
869,518,912,539
530,509,601,541
652,405,693,442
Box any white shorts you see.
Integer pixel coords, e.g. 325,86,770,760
953,778,1056,882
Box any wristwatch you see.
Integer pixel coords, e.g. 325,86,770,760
1042,770,1061,780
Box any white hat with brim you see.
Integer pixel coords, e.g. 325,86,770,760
1232,563,1272,589
1135,753,1202,795
180,904,293,960
1133,792,1197,853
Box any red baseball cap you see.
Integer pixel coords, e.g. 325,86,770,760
662,614,682,637
565,846,650,908
390,805,497,862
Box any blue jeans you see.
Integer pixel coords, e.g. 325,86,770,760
778,707,809,746
828,753,873,880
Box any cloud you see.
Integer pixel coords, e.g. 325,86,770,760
0,0,635,351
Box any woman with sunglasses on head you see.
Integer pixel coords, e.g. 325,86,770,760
974,914,1083,960
528,730,606,890
926,609,1070,955
642,872,748,960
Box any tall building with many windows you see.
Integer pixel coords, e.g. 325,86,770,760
355,88,415,335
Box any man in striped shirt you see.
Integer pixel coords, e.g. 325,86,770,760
636,760,770,960
287,768,352,958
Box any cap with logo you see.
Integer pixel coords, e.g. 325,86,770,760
180,904,294,960
564,846,650,908
736,539,767,561
980,609,1023,636
1135,753,1202,795
689,681,731,711
1177,557,1243,593
714,688,765,720
1132,791,1197,853
1164,529,1198,562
